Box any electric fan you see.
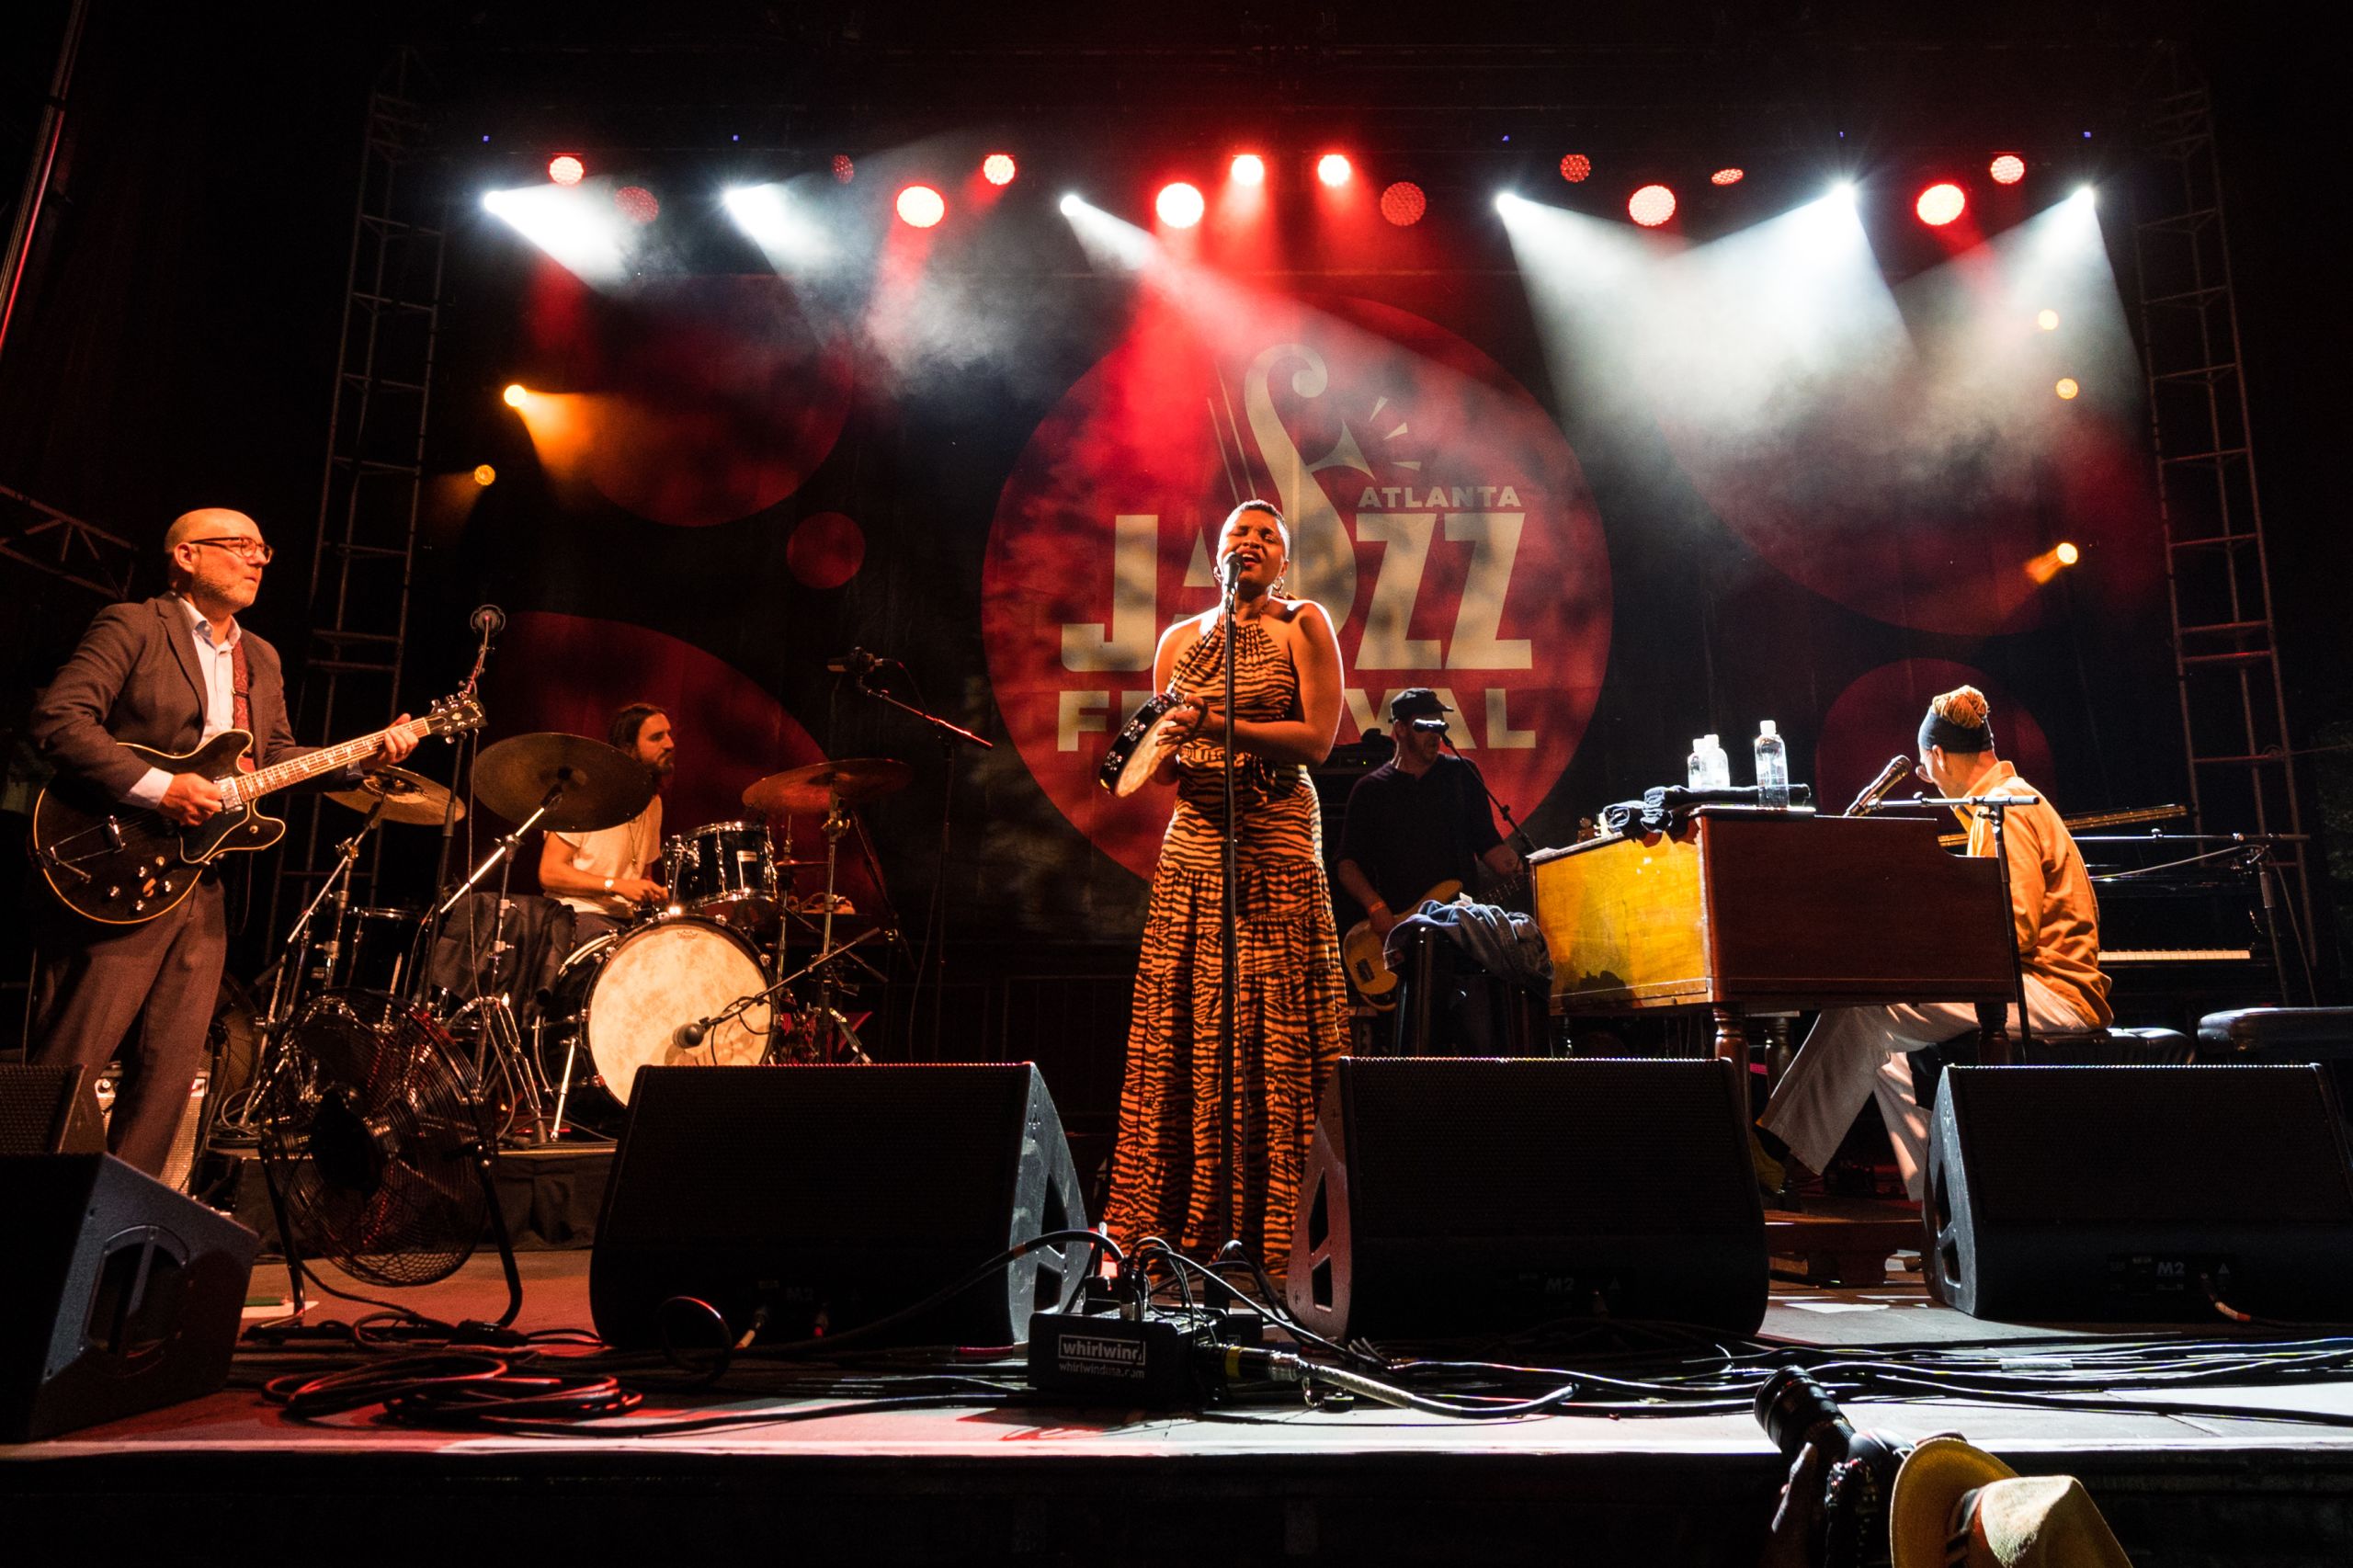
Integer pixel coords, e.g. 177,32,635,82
253,990,521,1324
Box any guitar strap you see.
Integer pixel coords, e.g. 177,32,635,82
228,635,256,771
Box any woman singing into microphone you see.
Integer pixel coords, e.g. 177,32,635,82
1103,499,1350,1281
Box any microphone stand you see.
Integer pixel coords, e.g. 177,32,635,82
1218,563,1241,1255
1439,734,1538,860
843,660,992,1060
1908,791,2040,1061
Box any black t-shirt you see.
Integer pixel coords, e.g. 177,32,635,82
1337,752,1504,915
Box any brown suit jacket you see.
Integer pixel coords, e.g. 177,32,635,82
31,594,306,800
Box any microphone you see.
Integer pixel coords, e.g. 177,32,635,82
677,1018,709,1048
824,648,878,676
1844,755,1915,817
470,604,507,638
1222,552,1245,593
1409,718,1449,733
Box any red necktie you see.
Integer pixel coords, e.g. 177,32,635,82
229,636,256,772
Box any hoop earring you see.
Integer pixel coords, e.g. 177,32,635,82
1271,575,1288,597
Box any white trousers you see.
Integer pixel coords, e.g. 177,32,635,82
1758,977,2095,1200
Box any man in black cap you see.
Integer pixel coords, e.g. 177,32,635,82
1335,690,1524,1044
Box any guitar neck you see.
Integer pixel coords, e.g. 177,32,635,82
222,718,427,807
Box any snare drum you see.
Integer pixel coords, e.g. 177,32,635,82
668,820,780,934
538,916,772,1131
319,906,422,994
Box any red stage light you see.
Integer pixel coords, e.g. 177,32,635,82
1989,153,2026,186
1628,184,1677,227
1559,153,1592,183
832,154,856,184
1915,182,1967,226
1316,153,1352,188
1155,181,1205,229
548,154,585,187
613,186,659,224
896,184,946,228
983,153,1017,187
1231,153,1266,186
1710,167,1745,186
1379,182,1427,227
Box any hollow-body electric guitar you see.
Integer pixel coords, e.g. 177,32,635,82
30,692,483,925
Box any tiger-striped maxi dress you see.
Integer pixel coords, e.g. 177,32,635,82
1103,616,1350,1281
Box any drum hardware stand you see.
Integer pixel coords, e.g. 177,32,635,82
843,656,992,1059
216,796,390,1138
425,778,576,1142
677,926,886,1063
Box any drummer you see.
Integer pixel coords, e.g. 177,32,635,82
538,702,675,944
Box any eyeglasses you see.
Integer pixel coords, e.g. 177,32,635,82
189,538,275,564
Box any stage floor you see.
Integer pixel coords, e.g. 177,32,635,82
8,1250,2353,1564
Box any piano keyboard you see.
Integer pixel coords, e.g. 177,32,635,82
2098,948,2254,965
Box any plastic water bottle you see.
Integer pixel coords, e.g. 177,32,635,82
1687,738,1710,790
1702,733,1733,790
1755,720,1790,807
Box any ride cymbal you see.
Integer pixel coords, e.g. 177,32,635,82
471,733,655,834
743,757,913,816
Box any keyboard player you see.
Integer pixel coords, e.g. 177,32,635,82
1757,686,2112,1199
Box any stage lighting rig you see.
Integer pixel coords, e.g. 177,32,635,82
1379,182,1427,226
1628,183,1677,227
1230,153,1266,186
983,153,1017,187
2054,378,2080,400
1710,167,1745,186
896,184,947,228
1559,153,1592,183
1155,182,1205,228
1316,153,1352,187
548,154,585,187
501,384,529,408
1990,153,2026,185
832,154,856,184
1915,182,1966,227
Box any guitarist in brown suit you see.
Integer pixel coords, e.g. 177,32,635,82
26,507,416,1176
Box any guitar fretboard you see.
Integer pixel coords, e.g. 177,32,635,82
220,718,432,807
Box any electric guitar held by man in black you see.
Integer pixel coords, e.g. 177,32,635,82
29,692,483,925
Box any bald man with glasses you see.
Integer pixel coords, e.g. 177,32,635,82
26,508,417,1177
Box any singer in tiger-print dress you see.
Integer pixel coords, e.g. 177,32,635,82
1104,500,1350,1281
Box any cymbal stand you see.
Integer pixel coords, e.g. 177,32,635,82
219,797,388,1135
425,780,568,1142
800,793,870,1063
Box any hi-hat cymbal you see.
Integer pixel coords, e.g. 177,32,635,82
472,733,655,835
744,757,914,816
326,767,464,827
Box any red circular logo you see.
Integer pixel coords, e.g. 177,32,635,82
983,295,1610,880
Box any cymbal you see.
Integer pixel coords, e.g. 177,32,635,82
471,733,655,835
325,767,464,827
744,757,913,816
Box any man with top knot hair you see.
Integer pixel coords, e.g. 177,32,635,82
1758,685,2111,1200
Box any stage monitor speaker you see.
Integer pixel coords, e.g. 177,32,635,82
589,1064,1088,1348
1927,1065,2353,1322
0,1153,262,1442
1286,1057,1768,1340
0,1063,106,1155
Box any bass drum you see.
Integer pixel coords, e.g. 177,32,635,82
538,917,771,1132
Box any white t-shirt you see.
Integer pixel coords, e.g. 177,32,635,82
551,796,663,917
